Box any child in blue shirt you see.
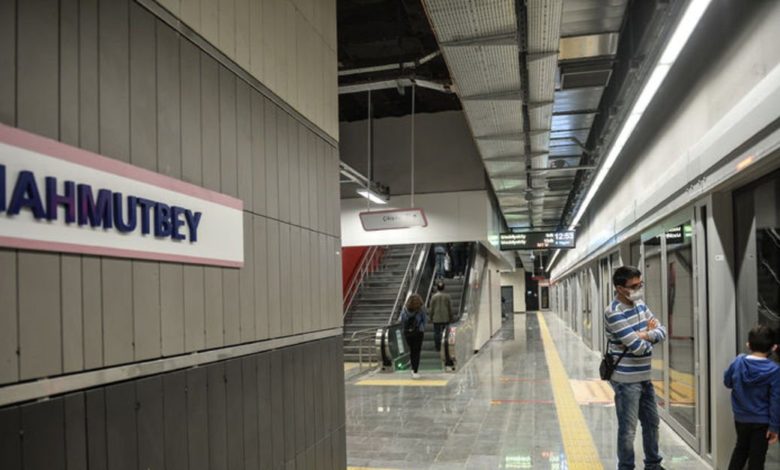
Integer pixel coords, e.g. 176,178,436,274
724,325,780,470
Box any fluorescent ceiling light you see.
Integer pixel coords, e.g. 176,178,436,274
567,0,713,232
356,188,388,204
546,249,561,272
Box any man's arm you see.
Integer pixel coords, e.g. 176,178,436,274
605,307,653,355
644,307,667,343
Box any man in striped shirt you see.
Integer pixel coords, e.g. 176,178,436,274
606,266,667,470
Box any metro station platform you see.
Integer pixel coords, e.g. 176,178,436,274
344,313,708,470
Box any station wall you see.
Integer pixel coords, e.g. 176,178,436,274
156,0,339,139
0,0,344,466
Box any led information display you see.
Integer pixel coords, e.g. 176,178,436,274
499,231,576,250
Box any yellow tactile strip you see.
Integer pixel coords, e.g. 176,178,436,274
570,379,615,405
537,314,604,470
354,378,448,387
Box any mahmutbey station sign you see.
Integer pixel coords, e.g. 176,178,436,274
0,124,243,267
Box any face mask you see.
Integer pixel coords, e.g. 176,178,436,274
627,288,644,302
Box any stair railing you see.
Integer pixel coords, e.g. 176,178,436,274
386,244,422,325
343,245,385,319
345,327,379,371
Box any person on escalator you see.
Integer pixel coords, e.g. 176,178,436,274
430,282,453,352
434,243,447,279
401,294,427,378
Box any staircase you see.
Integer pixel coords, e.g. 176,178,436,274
343,245,416,362
418,276,467,370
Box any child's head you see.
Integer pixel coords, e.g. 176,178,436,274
747,325,776,354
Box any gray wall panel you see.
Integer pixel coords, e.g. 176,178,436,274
277,113,290,223
60,0,79,146
251,91,266,215
241,357,259,470
321,340,333,436
201,53,221,192
264,102,279,219
293,347,305,456
19,252,61,380
62,255,84,373
17,0,58,139
253,217,269,340
21,398,65,470
317,141,327,234
207,363,228,470
186,368,210,470
308,133,319,233
64,393,88,470
237,81,254,212
289,118,301,226
298,126,310,229
256,354,272,469
181,39,203,186
85,389,108,470
0,0,14,125
282,350,295,462
223,269,241,345
310,232,322,331
312,342,324,440
82,257,103,369
184,266,206,352
269,351,285,468
319,235,328,330
102,259,134,366
240,213,256,342
303,343,315,449
157,21,182,178
78,0,99,153
280,223,293,336
205,267,225,349
266,220,282,338
105,382,138,470
163,371,189,470
219,66,238,198
161,264,185,356
301,232,313,333
225,359,245,470
0,251,18,384
129,3,158,171
0,407,21,470
99,0,131,162
291,227,303,334
136,377,165,470
133,261,162,361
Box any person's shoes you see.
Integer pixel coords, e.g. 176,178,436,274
411,372,420,379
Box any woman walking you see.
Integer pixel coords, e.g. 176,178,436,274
400,294,427,378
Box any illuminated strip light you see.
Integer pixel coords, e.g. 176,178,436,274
567,0,713,232
356,188,388,204
546,249,561,272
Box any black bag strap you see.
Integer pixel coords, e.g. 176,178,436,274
603,326,629,364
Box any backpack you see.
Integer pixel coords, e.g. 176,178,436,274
404,311,419,335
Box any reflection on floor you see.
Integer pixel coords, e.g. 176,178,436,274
344,313,709,470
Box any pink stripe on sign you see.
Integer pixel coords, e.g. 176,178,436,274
0,236,244,268
0,123,243,210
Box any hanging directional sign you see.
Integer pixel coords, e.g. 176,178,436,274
499,231,576,250
359,208,428,231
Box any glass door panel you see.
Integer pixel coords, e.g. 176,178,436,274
643,235,666,406
666,222,696,435
582,271,592,347
734,170,780,467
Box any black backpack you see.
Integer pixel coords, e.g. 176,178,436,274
404,311,419,335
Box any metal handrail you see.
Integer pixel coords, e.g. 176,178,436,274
386,244,421,325
455,244,476,321
345,327,380,371
343,245,384,318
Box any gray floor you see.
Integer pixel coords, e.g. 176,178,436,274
345,312,710,469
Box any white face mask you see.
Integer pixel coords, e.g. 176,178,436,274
628,288,644,302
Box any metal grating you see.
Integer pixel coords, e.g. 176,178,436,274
425,0,516,43
444,45,520,96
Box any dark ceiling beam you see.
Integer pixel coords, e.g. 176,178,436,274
440,31,517,48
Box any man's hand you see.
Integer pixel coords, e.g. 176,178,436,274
647,318,658,330
637,331,649,341
768,430,779,445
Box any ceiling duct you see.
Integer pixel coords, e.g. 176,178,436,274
422,0,628,230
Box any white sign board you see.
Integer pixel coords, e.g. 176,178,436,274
0,124,244,267
359,208,428,231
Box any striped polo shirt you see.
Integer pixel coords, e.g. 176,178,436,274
604,298,667,383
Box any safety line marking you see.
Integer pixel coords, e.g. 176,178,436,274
537,314,604,469
354,378,448,387
491,399,554,405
